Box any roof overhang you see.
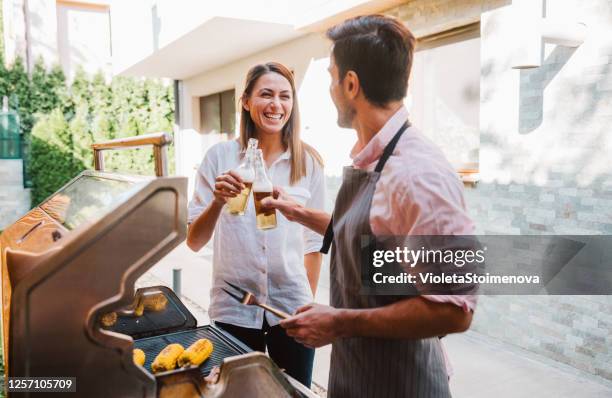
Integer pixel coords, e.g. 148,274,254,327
117,17,305,80
294,0,406,33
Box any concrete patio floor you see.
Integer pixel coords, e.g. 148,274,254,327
139,243,612,398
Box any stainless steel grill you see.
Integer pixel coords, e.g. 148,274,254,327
0,133,318,398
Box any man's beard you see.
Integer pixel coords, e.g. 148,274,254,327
336,103,355,128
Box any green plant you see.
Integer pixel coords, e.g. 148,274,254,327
0,58,174,207
30,109,85,204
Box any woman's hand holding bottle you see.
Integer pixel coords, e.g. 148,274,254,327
213,171,245,205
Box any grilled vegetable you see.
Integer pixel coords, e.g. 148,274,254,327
100,312,117,327
151,343,184,373
142,293,168,312
133,348,146,367
177,339,214,367
133,300,144,317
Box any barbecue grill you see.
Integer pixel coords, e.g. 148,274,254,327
0,133,318,397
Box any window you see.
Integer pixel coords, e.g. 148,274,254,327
408,23,480,181
199,90,236,137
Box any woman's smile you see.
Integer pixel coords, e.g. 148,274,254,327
245,72,293,134
263,112,284,121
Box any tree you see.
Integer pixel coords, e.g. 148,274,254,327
0,58,174,206
30,109,85,204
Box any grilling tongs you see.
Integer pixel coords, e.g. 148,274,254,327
222,280,290,320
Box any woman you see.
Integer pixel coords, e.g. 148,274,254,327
186,62,324,387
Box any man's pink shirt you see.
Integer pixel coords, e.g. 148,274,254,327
351,105,477,312
350,106,477,376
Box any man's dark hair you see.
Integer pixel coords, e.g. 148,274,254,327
326,15,416,107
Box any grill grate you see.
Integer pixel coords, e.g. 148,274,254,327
134,325,250,377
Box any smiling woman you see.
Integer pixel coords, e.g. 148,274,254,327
239,62,322,184
244,74,293,128
185,62,326,388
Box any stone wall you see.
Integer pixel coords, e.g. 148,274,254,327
0,159,30,230
383,0,612,382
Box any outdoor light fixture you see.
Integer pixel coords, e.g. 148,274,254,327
511,0,587,69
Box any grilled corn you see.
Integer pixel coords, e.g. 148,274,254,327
100,312,117,327
133,300,144,317
177,339,214,368
133,348,146,366
142,293,168,312
151,343,184,373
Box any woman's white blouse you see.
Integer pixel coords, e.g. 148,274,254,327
188,140,325,328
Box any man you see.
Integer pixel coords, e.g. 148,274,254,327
262,15,476,397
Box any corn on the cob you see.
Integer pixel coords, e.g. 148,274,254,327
177,339,214,368
151,343,184,373
100,312,117,327
142,293,168,312
133,348,146,366
133,300,144,317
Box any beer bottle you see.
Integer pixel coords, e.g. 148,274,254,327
252,149,277,230
227,138,258,215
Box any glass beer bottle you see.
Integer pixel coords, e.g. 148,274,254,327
227,138,258,215
252,149,277,230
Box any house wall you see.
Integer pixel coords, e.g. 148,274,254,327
388,0,612,381
466,0,612,381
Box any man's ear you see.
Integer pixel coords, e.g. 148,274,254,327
343,71,360,100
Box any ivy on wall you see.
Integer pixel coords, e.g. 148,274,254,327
0,57,175,206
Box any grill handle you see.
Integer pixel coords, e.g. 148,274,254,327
92,132,172,177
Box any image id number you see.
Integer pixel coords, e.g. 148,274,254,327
8,377,76,392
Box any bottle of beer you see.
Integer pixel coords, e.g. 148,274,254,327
227,138,258,215
252,149,277,230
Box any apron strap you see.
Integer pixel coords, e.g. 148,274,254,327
320,120,410,254
320,214,334,254
374,120,410,172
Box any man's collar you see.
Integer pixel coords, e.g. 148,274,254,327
351,106,409,168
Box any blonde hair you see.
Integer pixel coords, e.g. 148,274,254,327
239,62,323,185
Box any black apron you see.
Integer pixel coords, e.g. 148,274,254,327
321,121,451,398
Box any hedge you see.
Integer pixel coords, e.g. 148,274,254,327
0,56,175,206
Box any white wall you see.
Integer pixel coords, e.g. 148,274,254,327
108,0,155,77
56,2,111,78
2,0,111,77
409,28,480,169
27,0,59,68
480,1,612,187
2,0,28,66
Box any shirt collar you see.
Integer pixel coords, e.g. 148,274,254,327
351,106,409,168
239,140,291,162
268,148,291,169
278,149,291,161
